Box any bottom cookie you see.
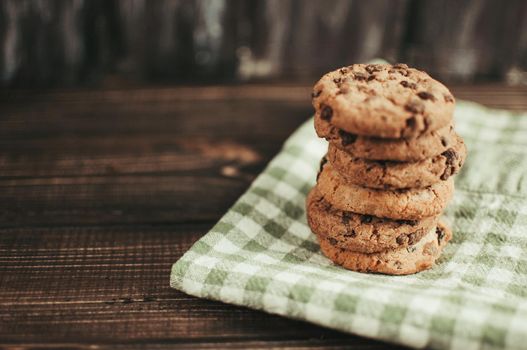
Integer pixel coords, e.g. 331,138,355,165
317,222,452,275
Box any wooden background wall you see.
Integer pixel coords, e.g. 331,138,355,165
1,0,526,87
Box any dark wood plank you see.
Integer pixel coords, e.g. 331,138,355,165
0,86,313,227
2,0,526,86
0,224,402,349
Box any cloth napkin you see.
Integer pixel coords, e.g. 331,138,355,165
171,100,527,350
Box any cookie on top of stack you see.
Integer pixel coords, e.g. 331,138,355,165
307,63,466,275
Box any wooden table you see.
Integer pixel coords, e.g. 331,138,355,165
1,84,526,349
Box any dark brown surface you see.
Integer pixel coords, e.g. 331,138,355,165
2,0,527,87
0,84,526,349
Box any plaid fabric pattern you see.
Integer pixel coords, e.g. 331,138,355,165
171,101,527,350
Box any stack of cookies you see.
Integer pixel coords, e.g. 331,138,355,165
307,63,466,275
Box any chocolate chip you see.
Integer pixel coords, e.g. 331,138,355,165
440,149,457,180
406,116,416,129
367,74,376,81
341,212,351,225
396,235,406,245
393,63,408,69
339,68,348,74
406,246,417,253
311,90,322,98
321,105,333,121
328,237,338,246
400,80,416,89
365,64,382,74
408,233,416,245
442,149,456,164
436,226,445,244
398,70,409,77
444,94,454,103
354,72,367,81
360,215,372,224
441,137,448,147
333,77,341,85
417,91,435,101
405,104,417,113
338,129,357,146
343,229,357,238
404,100,424,114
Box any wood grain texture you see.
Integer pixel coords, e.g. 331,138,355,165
0,225,402,349
1,0,526,87
0,84,526,349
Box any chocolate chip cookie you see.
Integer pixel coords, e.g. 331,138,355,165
306,188,439,253
312,63,455,139
317,222,452,275
315,112,457,161
327,135,466,189
316,162,454,220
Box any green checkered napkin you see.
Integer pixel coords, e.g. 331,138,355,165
171,101,527,350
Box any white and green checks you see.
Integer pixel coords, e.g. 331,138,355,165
171,101,527,350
